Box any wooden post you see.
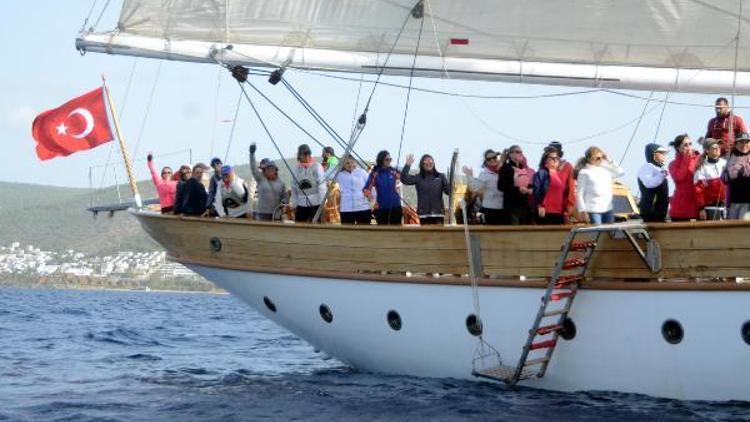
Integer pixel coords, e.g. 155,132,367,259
447,148,459,225
102,76,142,208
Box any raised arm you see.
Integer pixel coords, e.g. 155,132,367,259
147,154,161,187
248,144,263,182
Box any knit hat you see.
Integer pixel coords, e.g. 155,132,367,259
210,157,223,167
259,158,272,169
702,138,720,150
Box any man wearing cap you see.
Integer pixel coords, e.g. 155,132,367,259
725,132,750,219
545,141,577,222
693,138,727,220
249,143,289,221
637,143,670,222
292,143,326,222
213,164,253,218
706,97,748,156
176,163,210,216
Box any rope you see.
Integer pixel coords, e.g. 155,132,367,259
224,91,243,163
209,66,223,158
619,91,655,166
652,91,671,142
80,0,98,31
396,11,426,167
92,0,112,30
730,0,745,139
132,60,163,160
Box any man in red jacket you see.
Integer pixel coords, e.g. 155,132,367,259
706,97,748,155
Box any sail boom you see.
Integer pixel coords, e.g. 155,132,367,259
77,32,750,95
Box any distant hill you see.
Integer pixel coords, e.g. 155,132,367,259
0,159,434,255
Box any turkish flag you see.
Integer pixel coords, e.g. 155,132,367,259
31,87,114,161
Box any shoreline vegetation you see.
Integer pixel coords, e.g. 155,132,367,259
0,273,225,294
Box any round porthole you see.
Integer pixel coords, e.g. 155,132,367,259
387,310,402,331
466,314,483,336
319,304,333,323
661,319,683,344
263,296,277,313
209,237,222,252
742,321,750,346
559,317,576,340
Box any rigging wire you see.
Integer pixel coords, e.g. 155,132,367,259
730,0,745,137
209,65,224,158
132,60,164,161
224,91,243,163
618,91,655,166
396,10,426,167
92,0,112,30
652,91,672,142
80,0,98,31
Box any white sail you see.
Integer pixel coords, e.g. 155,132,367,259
77,0,750,93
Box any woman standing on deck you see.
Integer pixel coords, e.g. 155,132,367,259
364,150,403,225
575,146,625,224
146,153,177,214
337,156,372,225
498,145,535,225
462,149,507,225
724,133,750,219
668,134,701,221
402,153,450,225
292,144,326,223
533,147,567,225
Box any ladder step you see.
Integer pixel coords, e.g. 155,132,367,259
543,309,568,318
530,339,557,350
550,291,576,301
562,258,587,269
524,357,551,367
569,240,597,251
555,275,584,287
536,324,562,335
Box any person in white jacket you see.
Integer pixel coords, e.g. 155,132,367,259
575,146,625,224
336,156,373,224
292,144,327,222
462,149,507,225
214,165,254,218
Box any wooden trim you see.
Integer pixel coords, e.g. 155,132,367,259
174,256,750,291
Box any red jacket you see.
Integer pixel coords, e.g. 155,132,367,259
693,158,727,209
668,151,700,219
706,114,748,155
558,160,576,216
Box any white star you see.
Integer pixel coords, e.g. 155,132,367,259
56,122,68,135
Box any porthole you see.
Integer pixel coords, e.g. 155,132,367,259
387,310,402,331
661,319,683,344
559,318,576,340
742,321,750,346
209,237,222,252
466,314,483,336
263,296,277,313
319,304,333,323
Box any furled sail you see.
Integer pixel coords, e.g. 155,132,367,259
77,0,750,93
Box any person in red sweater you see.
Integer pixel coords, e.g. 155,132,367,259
668,134,701,221
706,97,748,156
546,141,576,222
693,138,727,220
533,147,567,224
147,153,177,214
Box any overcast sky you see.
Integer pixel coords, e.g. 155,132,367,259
2,1,746,193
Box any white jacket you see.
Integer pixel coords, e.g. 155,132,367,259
336,167,371,212
575,161,625,213
638,162,668,189
468,169,503,210
292,162,326,207
214,175,254,217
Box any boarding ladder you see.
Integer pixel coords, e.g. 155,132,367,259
473,223,661,385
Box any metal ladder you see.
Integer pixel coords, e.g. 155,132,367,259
473,223,660,385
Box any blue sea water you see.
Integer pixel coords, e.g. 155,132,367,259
0,288,748,422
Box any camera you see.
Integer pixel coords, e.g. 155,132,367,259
298,179,313,190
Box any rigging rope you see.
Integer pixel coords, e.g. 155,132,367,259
209,66,223,158
80,0,98,31
730,0,745,137
618,91,655,166
92,0,112,30
132,60,163,161
224,91,243,163
396,11,426,167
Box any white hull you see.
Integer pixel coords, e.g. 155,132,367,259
187,264,750,401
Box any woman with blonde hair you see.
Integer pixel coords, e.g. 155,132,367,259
575,146,624,224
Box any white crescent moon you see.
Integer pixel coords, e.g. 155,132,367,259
68,108,95,139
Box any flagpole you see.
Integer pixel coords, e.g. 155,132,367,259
101,75,142,208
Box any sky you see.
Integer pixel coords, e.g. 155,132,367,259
2,1,747,194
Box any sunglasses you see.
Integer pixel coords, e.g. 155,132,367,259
593,156,604,161
547,156,560,161
384,157,392,161
485,155,498,161
509,150,522,154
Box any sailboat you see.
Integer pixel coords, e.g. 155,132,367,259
75,1,750,401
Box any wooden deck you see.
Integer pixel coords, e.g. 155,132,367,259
133,211,750,290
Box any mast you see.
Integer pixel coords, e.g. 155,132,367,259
102,76,142,208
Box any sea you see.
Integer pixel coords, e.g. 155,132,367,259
0,288,748,422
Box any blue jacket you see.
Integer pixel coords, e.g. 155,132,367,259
364,166,402,209
532,169,550,207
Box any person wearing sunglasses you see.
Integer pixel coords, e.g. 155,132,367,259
725,132,750,219
668,134,701,221
462,149,508,225
574,146,624,224
706,97,748,156
363,150,403,225
146,153,177,214
498,145,535,225
533,147,567,224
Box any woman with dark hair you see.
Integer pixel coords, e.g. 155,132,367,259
363,150,403,225
668,134,700,221
402,153,450,225
498,145,535,224
146,153,177,214
462,149,507,224
533,147,567,224
724,133,750,219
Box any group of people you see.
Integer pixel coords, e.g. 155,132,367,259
146,97,750,225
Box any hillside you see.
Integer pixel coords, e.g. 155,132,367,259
0,159,428,255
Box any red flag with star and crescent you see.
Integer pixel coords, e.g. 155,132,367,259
31,87,113,161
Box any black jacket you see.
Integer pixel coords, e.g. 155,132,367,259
175,178,208,216
401,165,450,216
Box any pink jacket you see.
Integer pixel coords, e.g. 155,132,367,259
148,160,177,209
